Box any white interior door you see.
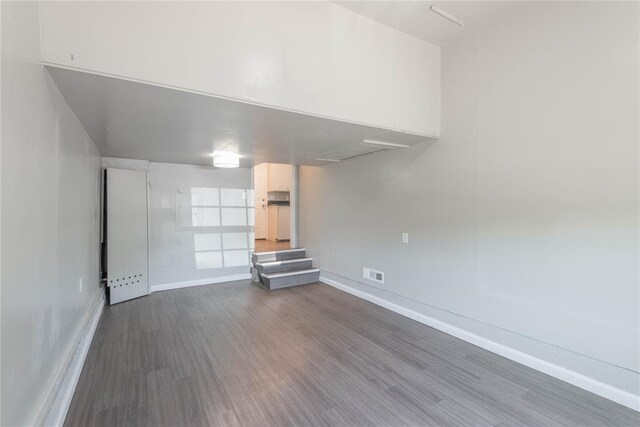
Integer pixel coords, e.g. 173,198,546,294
106,168,149,304
254,163,267,239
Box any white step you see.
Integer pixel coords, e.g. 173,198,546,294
261,268,320,290
255,258,313,274
251,248,306,264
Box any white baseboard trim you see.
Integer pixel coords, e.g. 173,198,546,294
150,273,252,293
319,275,640,412
42,291,105,426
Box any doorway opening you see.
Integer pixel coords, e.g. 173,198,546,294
253,163,294,252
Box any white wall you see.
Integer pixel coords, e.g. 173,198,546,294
38,1,440,136
299,1,639,404
104,158,254,289
1,2,103,425
149,162,253,288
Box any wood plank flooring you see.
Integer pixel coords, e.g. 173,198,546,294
65,281,639,426
255,239,290,252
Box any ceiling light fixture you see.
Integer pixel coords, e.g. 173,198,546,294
212,151,240,168
315,158,342,163
429,5,465,27
361,139,410,149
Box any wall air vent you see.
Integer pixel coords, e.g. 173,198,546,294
363,267,384,284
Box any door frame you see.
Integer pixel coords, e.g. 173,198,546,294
252,163,268,240
289,165,298,248
251,164,298,248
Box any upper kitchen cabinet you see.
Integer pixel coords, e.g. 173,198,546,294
267,164,293,192
39,2,441,137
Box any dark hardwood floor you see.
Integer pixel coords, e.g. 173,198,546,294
65,281,639,426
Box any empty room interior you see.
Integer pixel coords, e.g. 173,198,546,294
1,1,639,426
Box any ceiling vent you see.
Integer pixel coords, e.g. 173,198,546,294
313,138,410,164
361,139,410,149
429,5,465,27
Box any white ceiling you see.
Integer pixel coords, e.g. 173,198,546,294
47,66,433,168
334,1,528,46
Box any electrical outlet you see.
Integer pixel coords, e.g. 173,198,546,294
402,232,409,244
363,267,384,284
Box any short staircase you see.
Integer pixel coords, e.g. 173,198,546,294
251,248,320,290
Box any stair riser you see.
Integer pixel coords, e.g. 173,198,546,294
251,267,262,283
258,259,313,274
252,250,306,264
264,270,320,290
